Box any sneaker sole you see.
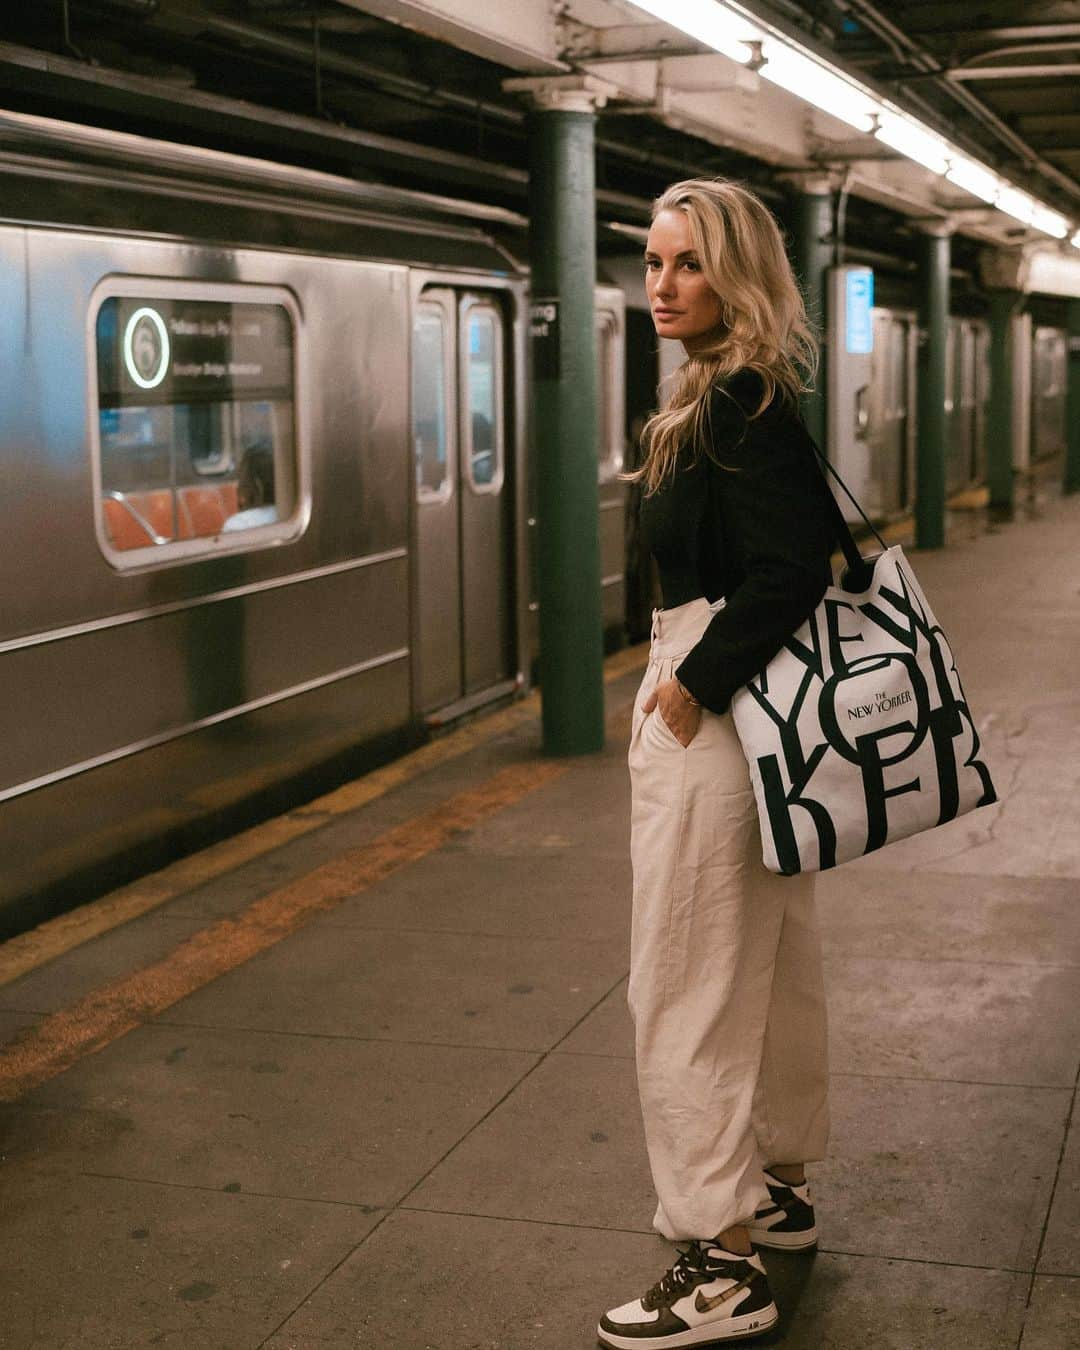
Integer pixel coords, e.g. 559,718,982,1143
747,1228,818,1252
596,1303,780,1348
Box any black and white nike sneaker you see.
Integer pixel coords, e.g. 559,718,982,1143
597,1241,778,1347
745,1170,817,1251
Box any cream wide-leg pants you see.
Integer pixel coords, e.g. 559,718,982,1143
627,596,830,1242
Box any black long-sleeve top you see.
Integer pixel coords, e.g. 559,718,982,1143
639,368,838,715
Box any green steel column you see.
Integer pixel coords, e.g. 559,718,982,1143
1066,298,1080,494
528,104,605,755
916,228,950,549
987,289,1019,516
791,182,833,449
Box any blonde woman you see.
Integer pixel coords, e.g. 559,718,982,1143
598,180,836,1348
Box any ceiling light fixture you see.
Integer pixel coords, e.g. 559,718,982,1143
995,186,1037,226
944,157,1000,204
624,0,1074,245
1027,203,1070,239
624,0,762,65
874,113,949,176
757,39,880,132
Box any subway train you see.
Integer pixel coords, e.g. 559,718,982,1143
0,111,1066,936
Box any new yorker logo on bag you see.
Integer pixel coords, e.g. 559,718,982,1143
730,447,997,876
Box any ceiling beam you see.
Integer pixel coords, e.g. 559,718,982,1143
331,0,567,74
0,39,526,191
837,23,1080,62
558,21,706,64
159,8,526,130
917,23,1080,45
1017,114,1080,133
949,63,1080,81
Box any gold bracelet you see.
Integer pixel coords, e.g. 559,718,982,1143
676,680,702,708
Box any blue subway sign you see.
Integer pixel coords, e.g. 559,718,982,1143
845,268,874,355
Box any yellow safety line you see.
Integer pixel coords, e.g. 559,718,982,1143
947,485,991,511
0,643,647,987
0,759,568,1103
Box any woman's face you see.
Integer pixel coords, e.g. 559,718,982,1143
645,208,726,353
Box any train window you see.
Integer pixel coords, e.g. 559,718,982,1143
413,304,453,502
462,302,504,493
595,311,625,482
92,283,302,566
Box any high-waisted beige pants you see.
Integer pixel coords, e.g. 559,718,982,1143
627,596,830,1242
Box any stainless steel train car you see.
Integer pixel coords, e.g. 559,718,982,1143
844,300,1057,519
0,115,631,934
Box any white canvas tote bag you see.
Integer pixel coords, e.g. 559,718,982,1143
730,448,997,876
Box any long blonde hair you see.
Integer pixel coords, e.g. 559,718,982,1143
628,178,818,494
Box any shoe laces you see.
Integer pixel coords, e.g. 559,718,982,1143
642,1242,738,1312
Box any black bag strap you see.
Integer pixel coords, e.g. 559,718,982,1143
805,435,890,580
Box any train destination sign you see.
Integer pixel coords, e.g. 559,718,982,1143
97,296,294,407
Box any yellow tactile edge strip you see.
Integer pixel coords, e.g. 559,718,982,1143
0,643,648,988
0,759,569,1103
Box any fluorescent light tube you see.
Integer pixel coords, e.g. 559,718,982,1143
758,38,881,132
945,157,999,204
874,113,949,175
995,186,1037,225
624,0,763,65
625,0,1073,243
1028,203,1069,238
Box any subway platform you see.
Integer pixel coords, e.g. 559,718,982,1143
1,483,1079,1350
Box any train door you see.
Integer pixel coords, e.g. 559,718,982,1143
894,315,917,513
1011,311,1033,472
595,287,628,647
865,309,913,516
972,322,991,483
944,320,962,494
952,321,978,491
522,285,629,663
865,310,890,512
1031,326,1067,460
412,287,513,716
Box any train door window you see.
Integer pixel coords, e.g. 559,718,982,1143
595,310,625,482
868,310,888,429
961,324,977,411
889,320,906,419
91,281,303,567
413,303,454,502
461,301,504,492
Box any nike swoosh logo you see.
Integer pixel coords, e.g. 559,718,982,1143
694,1275,753,1314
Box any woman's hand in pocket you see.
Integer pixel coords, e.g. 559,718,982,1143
642,678,703,748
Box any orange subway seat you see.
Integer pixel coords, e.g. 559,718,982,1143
177,481,240,538
102,489,175,551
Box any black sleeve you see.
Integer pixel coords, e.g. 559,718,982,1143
675,395,837,714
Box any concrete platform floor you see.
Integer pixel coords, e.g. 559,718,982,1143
1,478,1079,1349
